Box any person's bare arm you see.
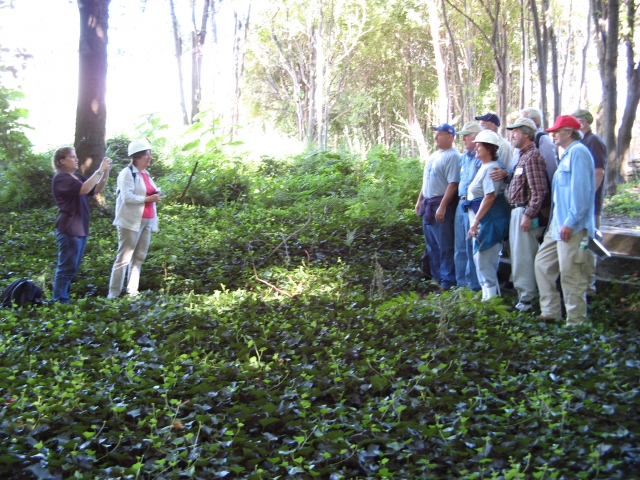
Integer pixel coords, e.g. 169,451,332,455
79,157,112,195
415,191,424,216
435,182,459,222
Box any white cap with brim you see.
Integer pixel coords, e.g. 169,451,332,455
506,118,537,131
458,121,483,135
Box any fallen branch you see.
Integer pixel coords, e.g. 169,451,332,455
252,263,294,298
178,159,199,203
266,210,313,259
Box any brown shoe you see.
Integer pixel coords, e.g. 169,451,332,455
537,315,556,322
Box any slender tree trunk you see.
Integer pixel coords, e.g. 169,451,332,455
403,64,428,161
191,0,210,122
427,0,447,124
75,0,110,176
543,0,561,119
579,1,591,107
530,0,548,128
314,7,325,149
442,0,465,124
616,0,640,183
559,0,573,97
519,0,526,109
322,1,335,151
169,0,189,126
231,1,251,139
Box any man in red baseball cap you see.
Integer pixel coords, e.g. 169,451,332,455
534,115,596,326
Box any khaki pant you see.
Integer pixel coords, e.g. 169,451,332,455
108,218,153,298
534,229,589,324
582,215,600,296
509,207,545,302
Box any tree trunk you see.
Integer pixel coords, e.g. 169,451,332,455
442,0,466,124
578,1,591,107
519,0,526,109
530,0,548,128
543,0,561,119
616,0,640,183
591,0,619,195
191,0,210,122
169,0,189,126
427,0,448,124
231,1,251,139
75,0,110,176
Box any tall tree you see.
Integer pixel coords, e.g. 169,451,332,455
252,0,367,147
231,0,252,139
169,0,190,126
75,0,110,176
530,0,549,127
445,0,512,135
591,0,619,195
616,0,640,182
191,0,211,122
427,0,447,124
543,0,561,118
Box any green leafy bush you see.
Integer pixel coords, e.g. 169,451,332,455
0,86,32,166
0,151,55,210
603,181,640,217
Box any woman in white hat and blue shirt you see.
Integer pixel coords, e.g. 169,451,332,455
465,130,511,301
107,139,161,298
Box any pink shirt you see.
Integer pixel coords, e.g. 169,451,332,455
141,172,156,219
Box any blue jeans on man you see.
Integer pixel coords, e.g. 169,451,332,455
454,202,481,290
53,230,87,303
422,202,457,289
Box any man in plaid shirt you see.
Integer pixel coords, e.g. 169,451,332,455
505,118,549,312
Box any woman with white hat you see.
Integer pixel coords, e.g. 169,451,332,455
107,139,161,298
466,130,511,301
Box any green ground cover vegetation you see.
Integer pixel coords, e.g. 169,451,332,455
1,143,639,479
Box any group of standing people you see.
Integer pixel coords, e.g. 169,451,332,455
416,108,606,327
51,140,161,303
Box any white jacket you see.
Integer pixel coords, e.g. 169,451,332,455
113,165,159,232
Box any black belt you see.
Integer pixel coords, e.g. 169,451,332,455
510,202,528,209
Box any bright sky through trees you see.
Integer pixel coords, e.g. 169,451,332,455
0,0,229,151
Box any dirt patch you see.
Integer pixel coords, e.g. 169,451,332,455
601,214,640,230
601,184,640,230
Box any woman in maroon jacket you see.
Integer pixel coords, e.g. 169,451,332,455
51,146,111,303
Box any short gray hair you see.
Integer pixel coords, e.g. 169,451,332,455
520,125,537,141
521,108,543,128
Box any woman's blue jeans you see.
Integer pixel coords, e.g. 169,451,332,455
53,231,87,303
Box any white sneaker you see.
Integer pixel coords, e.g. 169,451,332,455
515,300,533,312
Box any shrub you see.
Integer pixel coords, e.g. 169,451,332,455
158,151,252,207
0,151,55,211
603,181,640,217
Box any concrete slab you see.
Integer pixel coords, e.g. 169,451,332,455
600,226,640,257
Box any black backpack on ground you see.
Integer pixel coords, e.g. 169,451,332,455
1,279,45,308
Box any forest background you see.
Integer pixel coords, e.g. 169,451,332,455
0,0,639,197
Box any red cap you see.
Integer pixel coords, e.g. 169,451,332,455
546,115,581,132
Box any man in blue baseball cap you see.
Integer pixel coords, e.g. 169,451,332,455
475,112,513,168
415,123,460,290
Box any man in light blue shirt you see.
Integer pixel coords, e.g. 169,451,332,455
454,121,483,291
534,116,595,326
